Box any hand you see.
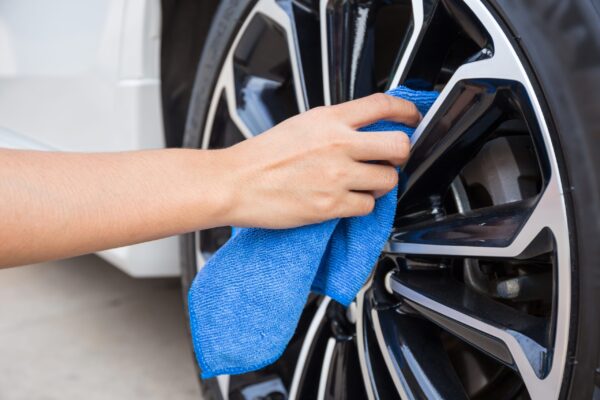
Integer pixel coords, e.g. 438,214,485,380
220,93,421,229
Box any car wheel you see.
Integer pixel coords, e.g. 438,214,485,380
181,0,600,399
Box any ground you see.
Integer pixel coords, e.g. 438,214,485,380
0,255,202,400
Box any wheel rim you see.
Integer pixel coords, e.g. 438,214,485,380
193,1,572,399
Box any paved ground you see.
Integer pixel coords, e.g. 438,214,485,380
0,255,202,400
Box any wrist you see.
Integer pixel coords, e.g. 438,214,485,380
203,147,243,228
172,148,237,230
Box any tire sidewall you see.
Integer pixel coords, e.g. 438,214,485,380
486,1,600,398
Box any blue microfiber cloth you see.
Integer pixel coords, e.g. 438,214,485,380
188,86,438,378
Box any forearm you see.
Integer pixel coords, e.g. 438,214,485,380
0,94,420,268
0,148,233,267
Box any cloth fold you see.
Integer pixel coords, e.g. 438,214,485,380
188,86,438,378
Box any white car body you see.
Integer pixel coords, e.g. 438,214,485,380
0,0,180,277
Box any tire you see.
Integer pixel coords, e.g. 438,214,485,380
485,1,600,398
181,0,600,399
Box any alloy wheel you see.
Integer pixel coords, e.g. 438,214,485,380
193,1,573,399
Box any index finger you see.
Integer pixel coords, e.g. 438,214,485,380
331,93,422,129
347,131,411,166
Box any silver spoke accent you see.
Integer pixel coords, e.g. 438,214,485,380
355,281,378,400
370,307,414,400
317,338,337,400
388,0,426,90
195,231,206,271
222,59,254,140
289,297,331,400
319,0,331,106
217,376,230,400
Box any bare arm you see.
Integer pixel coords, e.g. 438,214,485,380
0,94,420,267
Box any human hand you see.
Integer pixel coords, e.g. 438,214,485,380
220,93,421,229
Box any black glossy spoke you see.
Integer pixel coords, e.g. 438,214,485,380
323,0,413,103
207,91,247,148
392,197,538,248
399,0,491,91
233,13,299,134
321,340,367,399
283,0,325,109
372,306,469,400
399,79,515,212
324,0,378,103
358,302,400,399
390,272,551,378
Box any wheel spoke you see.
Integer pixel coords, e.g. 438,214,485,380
390,178,564,259
399,78,508,210
320,0,378,104
317,338,337,400
200,70,252,148
355,284,379,400
202,0,310,145
393,197,538,249
261,0,309,113
389,271,557,399
370,303,469,400
222,60,255,139
408,0,540,148
279,0,325,109
357,266,411,400
388,0,440,89
320,0,416,104
289,297,331,400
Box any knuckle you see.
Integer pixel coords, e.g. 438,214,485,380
404,101,421,124
311,105,329,115
325,135,349,151
390,133,410,156
324,104,342,118
397,147,410,164
357,195,376,216
383,168,399,189
370,93,393,114
311,105,336,122
317,192,340,215
328,166,348,181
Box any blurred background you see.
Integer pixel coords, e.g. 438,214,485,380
0,256,201,400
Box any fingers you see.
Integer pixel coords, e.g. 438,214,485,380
345,163,399,194
347,131,411,166
331,93,422,128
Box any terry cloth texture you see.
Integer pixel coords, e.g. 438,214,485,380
188,86,439,378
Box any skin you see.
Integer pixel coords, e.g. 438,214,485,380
0,93,420,267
